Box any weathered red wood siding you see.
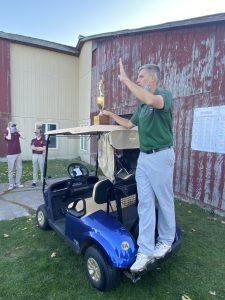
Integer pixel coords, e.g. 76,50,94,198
0,39,11,156
91,22,225,212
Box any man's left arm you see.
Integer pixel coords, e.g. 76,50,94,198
159,91,172,112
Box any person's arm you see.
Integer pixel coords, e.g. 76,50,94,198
118,58,164,109
31,145,45,151
35,146,46,151
101,110,135,129
17,129,25,139
5,127,11,140
31,140,35,150
31,139,46,151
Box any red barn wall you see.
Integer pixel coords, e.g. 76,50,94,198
0,39,11,156
91,22,225,212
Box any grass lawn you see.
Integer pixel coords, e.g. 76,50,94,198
0,160,97,184
0,201,225,300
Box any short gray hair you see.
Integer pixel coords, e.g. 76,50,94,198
138,64,160,80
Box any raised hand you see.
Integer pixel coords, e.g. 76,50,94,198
118,58,128,83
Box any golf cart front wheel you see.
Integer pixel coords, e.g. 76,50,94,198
84,245,120,291
36,204,50,230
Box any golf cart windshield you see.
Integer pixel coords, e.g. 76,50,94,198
45,125,139,184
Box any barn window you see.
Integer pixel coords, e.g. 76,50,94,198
80,135,88,152
35,123,58,149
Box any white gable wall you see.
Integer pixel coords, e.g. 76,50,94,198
10,43,79,160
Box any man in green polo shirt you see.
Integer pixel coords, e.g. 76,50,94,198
102,58,176,272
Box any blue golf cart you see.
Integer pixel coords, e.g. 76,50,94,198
36,125,181,291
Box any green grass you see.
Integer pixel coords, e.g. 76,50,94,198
0,160,97,183
0,161,34,183
0,201,225,300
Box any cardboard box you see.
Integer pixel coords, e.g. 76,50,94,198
93,115,109,125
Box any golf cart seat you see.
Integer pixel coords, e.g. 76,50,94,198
92,178,114,205
71,179,116,218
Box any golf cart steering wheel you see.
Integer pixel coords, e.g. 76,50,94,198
67,162,89,183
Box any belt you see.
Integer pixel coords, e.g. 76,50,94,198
142,146,171,154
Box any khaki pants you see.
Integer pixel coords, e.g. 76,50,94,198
7,154,22,186
136,148,176,256
32,154,44,183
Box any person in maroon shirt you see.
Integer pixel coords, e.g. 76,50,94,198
4,122,24,190
30,129,46,186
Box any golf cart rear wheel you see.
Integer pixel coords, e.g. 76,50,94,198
36,204,50,230
84,245,120,291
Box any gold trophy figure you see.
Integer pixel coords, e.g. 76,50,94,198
93,80,109,125
97,80,104,111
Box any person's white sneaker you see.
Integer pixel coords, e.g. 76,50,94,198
154,241,171,259
130,253,154,273
15,184,24,188
8,185,14,191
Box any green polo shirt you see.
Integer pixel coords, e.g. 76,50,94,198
130,88,173,152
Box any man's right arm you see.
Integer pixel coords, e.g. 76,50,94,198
5,127,11,140
101,110,134,129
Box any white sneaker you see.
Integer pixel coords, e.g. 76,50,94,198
15,184,24,188
154,241,171,259
8,185,14,191
130,253,154,273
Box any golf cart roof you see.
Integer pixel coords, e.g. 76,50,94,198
47,125,132,136
47,124,139,150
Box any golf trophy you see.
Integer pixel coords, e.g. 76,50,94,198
93,80,109,125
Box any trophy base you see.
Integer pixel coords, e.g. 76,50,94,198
93,115,109,125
